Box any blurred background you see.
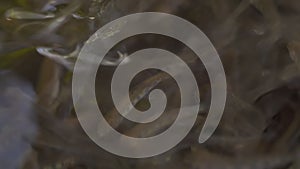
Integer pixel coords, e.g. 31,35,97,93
0,0,299,168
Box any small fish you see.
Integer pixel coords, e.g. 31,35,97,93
37,0,82,35
287,41,300,69
36,57,62,113
72,12,86,19
101,51,130,66
41,0,72,12
125,107,204,138
250,0,280,22
88,0,112,19
36,45,81,70
5,8,55,20
99,72,171,137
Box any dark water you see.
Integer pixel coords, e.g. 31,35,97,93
0,0,299,169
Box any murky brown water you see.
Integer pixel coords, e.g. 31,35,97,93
0,0,299,169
